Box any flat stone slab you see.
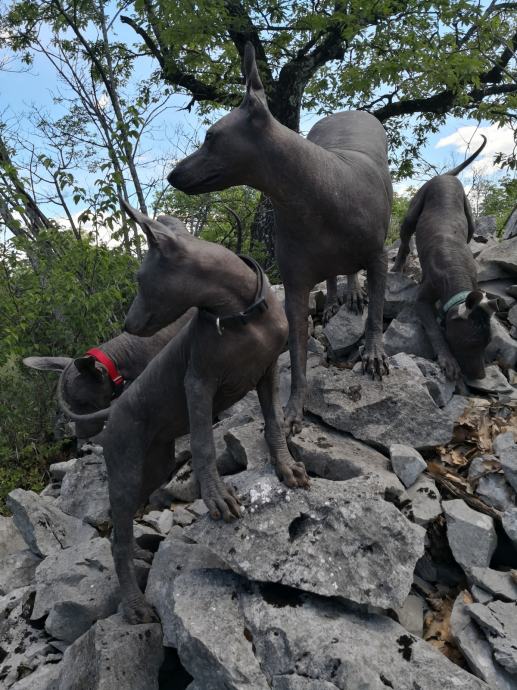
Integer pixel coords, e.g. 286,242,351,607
467,567,517,602
57,613,163,690
404,475,442,526
169,569,487,690
323,305,367,357
0,549,41,596
56,447,110,528
390,444,427,488
384,305,434,359
305,363,454,451
476,237,517,280
6,489,96,558
0,515,27,560
443,500,497,570
502,508,517,550
468,601,517,674
186,473,424,609
466,365,515,395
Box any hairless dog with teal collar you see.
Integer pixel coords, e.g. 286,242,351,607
392,136,497,380
168,43,393,435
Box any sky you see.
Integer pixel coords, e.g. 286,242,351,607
1,18,515,224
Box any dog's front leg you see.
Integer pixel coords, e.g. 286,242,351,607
257,363,309,488
185,365,241,522
415,291,461,381
322,276,340,324
362,250,389,378
344,272,366,314
284,282,311,436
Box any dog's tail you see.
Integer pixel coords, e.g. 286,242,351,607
445,135,487,176
57,369,111,423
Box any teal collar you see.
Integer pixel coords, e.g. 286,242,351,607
442,290,471,314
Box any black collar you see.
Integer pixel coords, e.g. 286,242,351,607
199,255,268,335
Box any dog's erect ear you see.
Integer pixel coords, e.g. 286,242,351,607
74,356,104,381
465,290,485,310
155,215,189,236
457,290,498,320
23,356,72,373
242,41,269,118
121,200,183,252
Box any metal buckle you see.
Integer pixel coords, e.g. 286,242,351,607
216,317,224,336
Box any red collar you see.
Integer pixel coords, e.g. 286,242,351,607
85,348,124,394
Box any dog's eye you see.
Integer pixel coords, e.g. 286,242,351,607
205,131,214,142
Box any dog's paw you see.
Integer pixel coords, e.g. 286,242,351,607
123,597,158,625
322,301,340,325
438,354,462,381
276,458,310,489
344,287,367,314
361,345,389,380
203,481,241,522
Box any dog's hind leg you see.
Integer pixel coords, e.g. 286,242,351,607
344,272,366,314
185,366,241,522
257,363,309,489
323,276,340,324
105,434,157,624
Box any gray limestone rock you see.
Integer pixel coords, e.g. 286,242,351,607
384,272,419,319
389,444,427,488
471,585,494,604
384,305,434,359
49,458,78,481
141,509,174,535
443,499,497,570
6,489,96,558
0,515,27,560
9,663,62,690
225,420,269,471
146,537,229,648
404,475,442,526
476,473,515,512
452,592,517,690
323,305,367,358
468,601,517,674
186,473,424,609
396,593,425,637
287,422,404,495
477,236,517,280
510,304,517,328
503,206,517,241
57,613,163,690
467,567,517,602
0,549,41,595
413,357,456,407
500,446,517,492
466,365,515,396
475,216,497,240
502,508,517,549
169,569,487,690
486,318,517,370
494,432,516,458
306,363,454,451
56,448,110,528
32,538,122,643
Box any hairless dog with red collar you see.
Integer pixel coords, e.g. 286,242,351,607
168,43,393,435
64,203,309,623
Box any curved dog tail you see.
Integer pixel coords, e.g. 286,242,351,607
445,135,487,176
57,370,111,423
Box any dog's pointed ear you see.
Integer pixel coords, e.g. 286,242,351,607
121,200,183,252
155,215,189,236
242,42,269,120
465,290,485,310
23,356,72,373
74,356,104,381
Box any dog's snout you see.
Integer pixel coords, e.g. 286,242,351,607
167,169,176,186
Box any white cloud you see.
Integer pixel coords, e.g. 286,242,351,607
436,123,515,176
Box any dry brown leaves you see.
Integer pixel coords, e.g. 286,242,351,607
423,590,467,667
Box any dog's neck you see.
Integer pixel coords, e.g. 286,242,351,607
198,257,262,318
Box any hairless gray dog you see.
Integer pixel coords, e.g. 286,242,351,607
168,43,393,435
392,136,496,380
65,203,309,623
23,215,195,442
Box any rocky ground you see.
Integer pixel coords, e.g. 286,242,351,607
1,215,517,689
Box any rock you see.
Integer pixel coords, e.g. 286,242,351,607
476,473,515,512
443,499,497,570
500,446,517,492
404,475,442,526
186,473,424,609
452,591,517,690
471,585,494,604
10,663,62,690
323,305,367,358
306,363,454,451
384,272,419,319
396,593,425,637
503,206,517,240
466,365,515,395
389,444,427,488
288,422,404,495
468,601,517,674
49,458,78,481
444,394,470,422
494,432,516,457
56,448,110,529
141,509,174,535
169,569,487,690
32,538,122,643
502,508,517,549
413,357,456,407
486,318,517,370
6,489,96,558
0,549,41,595
0,515,27,559
57,613,163,690
277,349,323,407
477,238,517,281
475,216,497,239
468,567,517,602
171,506,196,527
468,455,499,482
384,305,434,359
224,420,269,471
145,537,229,648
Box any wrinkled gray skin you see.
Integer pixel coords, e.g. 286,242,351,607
168,43,392,434
66,202,309,624
23,215,194,442
392,137,497,380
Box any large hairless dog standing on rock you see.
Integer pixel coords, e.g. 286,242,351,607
65,203,309,623
392,136,497,381
168,43,393,434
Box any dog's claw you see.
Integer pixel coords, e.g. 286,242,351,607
123,597,158,625
204,481,241,522
322,301,340,325
344,288,367,314
276,458,310,489
283,398,304,437
361,346,389,380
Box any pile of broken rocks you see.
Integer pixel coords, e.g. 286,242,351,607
1,215,517,690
